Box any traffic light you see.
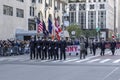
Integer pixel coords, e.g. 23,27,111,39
96,27,100,32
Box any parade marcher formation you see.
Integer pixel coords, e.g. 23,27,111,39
28,36,118,60
29,37,67,60
0,37,118,60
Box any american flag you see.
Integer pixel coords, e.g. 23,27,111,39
37,18,43,33
55,18,62,34
54,18,62,40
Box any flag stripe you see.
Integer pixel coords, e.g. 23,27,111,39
54,18,62,40
37,18,43,33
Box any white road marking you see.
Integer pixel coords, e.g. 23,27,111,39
99,59,111,63
0,58,7,61
51,60,61,62
103,67,119,80
113,59,120,63
18,59,29,61
63,58,79,63
87,59,100,63
75,58,89,63
75,54,101,63
40,60,49,62
7,58,19,61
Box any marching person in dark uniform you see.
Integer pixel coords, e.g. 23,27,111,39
89,40,93,54
41,38,48,60
48,38,53,60
29,36,36,60
80,38,86,59
36,37,42,59
110,40,116,55
92,40,98,56
99,39,106,56
84,39,88,55
59,38,67,60
54,39,59,60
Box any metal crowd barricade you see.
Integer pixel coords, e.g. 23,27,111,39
2,47,9,56
0,47,3,56
0,46,19,56
0,45,30,56
10,46,19,55
18,46,25,55
24,46,30,54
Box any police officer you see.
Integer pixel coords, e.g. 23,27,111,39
59,38,67,60
99,39,106,56
54,39,59,60
41,38,47,60
80,38,86,59
84,39,88,55
92,40,98,56
110,40,116,55
48,38,53,60
29,36,36,60
36,37,42,59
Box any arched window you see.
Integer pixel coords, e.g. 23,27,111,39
38,11,43,21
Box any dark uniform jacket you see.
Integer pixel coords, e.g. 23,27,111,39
99,42,106,50
59,40,67,51
36,40,42,49
48,40,52,51
54,41,59,51
29,40,36,50
42,40,47,51
110,41,116,49
92,42,98,49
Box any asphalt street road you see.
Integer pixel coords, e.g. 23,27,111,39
0,49,120,80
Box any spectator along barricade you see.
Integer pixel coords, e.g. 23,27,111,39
0,40,30,56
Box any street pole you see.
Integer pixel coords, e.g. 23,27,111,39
114,0,116,37
34,2,38,40
63,12,65,39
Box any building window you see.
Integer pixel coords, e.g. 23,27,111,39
30,6,34,16
79,4,86,10
69,4,76,11
69,0,86,3
89,0,91,2
90,4,94,9
57,0,60,10
69,12,76,24
32,0,36,3
16,8,24,18
38,0,42,3
17,0,24,2
88,11,96,29
62,4,65,11
100,4,105,9
98,0,101,2
78,11,86,29
93,0,96,2
98,11,106,29
103,0,106,2
49,0,52,7
3,5,13,16
28,19,36,31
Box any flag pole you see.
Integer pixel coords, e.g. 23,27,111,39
35,16,38,40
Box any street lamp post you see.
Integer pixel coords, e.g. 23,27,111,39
114,0,116,37
96,23,100,42
71,31,75,39
62,7,69,39
34,16,38,39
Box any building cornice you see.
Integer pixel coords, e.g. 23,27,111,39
56,0,68,4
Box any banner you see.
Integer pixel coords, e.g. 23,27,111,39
66,45,80,55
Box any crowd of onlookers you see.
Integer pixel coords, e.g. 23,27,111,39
0,37,120,58
0,39,30,56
